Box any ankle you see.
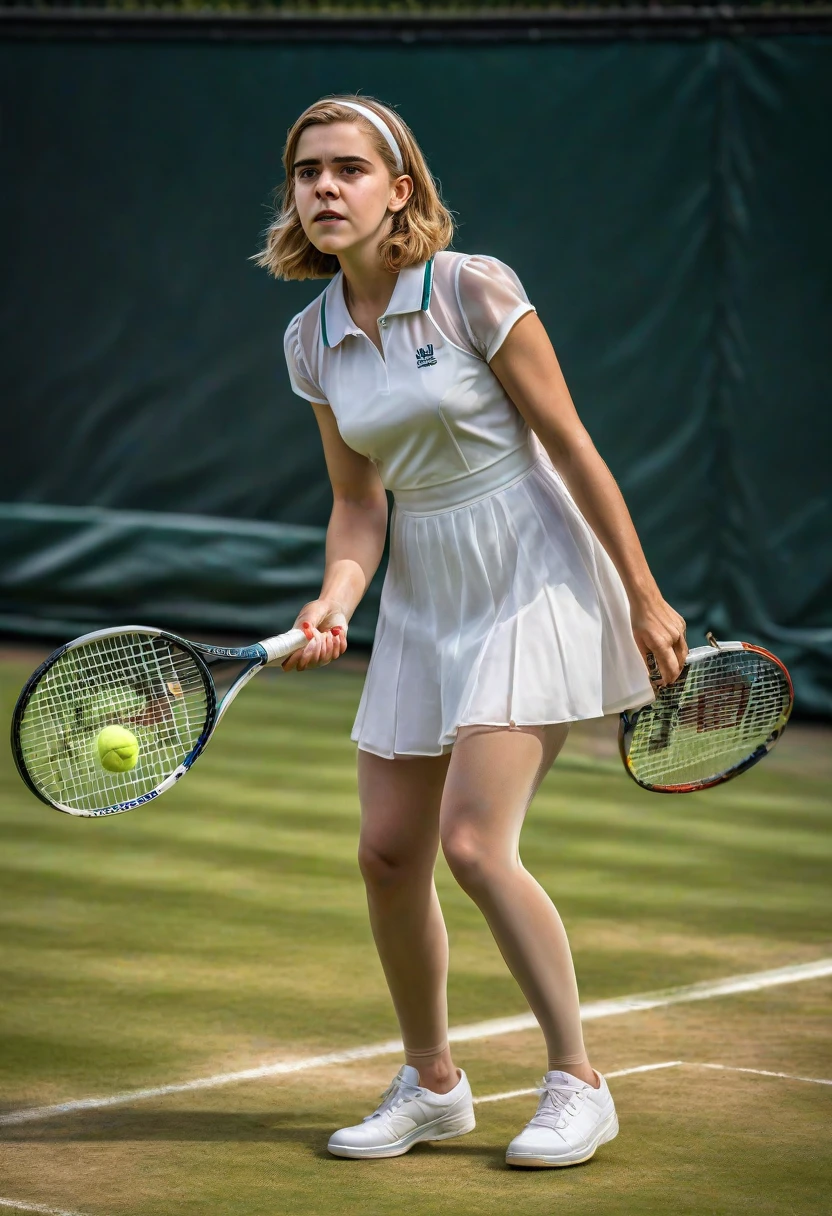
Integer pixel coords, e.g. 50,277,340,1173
551,1062,600,1089
414,1063,459,1095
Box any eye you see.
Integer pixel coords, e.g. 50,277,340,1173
297,168,316,180
342,165,362,175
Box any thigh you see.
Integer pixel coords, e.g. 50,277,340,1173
357,747,452,867
440,724,569,849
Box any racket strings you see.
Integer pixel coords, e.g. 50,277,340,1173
18,633,210,811
627,651,791,786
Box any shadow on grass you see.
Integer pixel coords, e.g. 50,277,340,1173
1,1110,499,1161
314,1140,501,1162
1,1110,323,1143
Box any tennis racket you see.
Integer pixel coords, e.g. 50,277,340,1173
11,624,310,817
619,633,793,793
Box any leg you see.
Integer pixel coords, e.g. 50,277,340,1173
356,747,459,1093
439,723,596,1085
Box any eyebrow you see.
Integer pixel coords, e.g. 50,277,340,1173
292,154,374,172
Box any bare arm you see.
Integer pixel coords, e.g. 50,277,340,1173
489,312,687,686
282,401,389,672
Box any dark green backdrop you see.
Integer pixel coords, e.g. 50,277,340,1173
1,35,830,713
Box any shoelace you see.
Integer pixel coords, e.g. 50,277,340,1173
363,1074,424,1122
528,1077,587,1131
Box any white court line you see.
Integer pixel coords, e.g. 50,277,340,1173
474,1060,832,1107
696,1062,832,1087
473,1060,683,1104
0,1200,90,1216
1,958,829,1127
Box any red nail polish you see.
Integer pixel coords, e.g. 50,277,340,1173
332,627,342,636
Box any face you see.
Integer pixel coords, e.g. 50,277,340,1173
292,121,412,257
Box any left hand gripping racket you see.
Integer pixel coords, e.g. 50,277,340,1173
11,625,309,817
619,634,794,793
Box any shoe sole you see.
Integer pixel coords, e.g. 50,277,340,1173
328,1111,476,1160
505,1111,619,1169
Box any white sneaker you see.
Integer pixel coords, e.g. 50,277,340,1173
327,1064,476,1159
505,1069,618,1168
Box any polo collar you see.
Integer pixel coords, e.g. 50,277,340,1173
321,257,434,349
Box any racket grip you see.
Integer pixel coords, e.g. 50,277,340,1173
260,628,310,664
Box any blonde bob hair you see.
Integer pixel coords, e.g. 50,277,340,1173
254,94,455,280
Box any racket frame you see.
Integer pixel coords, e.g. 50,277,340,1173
11,623,307,817
618,638,794,793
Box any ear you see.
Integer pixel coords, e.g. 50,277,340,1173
388,174,414,214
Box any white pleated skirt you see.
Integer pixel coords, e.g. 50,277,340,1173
350,437,655,759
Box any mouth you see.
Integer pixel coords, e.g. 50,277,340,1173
314,211,345,223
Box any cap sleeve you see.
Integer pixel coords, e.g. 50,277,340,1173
455,255,536,362
284,312,327,404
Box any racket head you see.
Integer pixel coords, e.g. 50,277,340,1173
11,627,217,817
619,640,794,793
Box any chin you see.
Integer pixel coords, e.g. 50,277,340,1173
312,240,346,256
306,228,351,257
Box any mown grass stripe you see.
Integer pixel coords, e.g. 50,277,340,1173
2,958,828,1127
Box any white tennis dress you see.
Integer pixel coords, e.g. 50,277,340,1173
285,251,655,759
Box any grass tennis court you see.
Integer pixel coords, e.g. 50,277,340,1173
1,652,830,1215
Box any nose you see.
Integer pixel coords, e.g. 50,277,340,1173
315,168,340,199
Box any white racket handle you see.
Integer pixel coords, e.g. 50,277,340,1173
259,627,312,664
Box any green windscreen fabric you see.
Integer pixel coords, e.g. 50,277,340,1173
0,36,829,713
707,38,832,714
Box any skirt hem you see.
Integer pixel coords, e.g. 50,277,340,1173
350,683,654,760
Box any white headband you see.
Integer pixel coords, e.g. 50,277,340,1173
339,100,404,174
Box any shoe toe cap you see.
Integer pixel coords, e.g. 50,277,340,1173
507,1125,559,1155
328,1122,377,1150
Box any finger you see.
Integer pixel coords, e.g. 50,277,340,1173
672,631,689,677
283,618,320,671
316,636,333,667
324,626,344,658
654,642,682,687
285,623,314,670
282,641,307,672
663,626,688,684
299,622,325,661
297,642,320,672
315,630,344,668
282,647,305,672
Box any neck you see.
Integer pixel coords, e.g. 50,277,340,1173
337,237,399,316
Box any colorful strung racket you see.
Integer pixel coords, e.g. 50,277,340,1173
619,634,793,793
11,625,310,817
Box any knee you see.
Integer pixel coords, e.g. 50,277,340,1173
440,824,496,894
357,840,418,891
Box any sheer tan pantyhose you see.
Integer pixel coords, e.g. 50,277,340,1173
356,723,590,1078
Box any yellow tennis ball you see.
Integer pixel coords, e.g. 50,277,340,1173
97,725,140,773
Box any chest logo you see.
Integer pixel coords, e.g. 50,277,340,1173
416,343,437,369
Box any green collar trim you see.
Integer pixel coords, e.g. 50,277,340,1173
321,295,329,349
421,257,434,311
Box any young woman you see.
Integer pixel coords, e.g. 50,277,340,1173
256,94,686,1168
